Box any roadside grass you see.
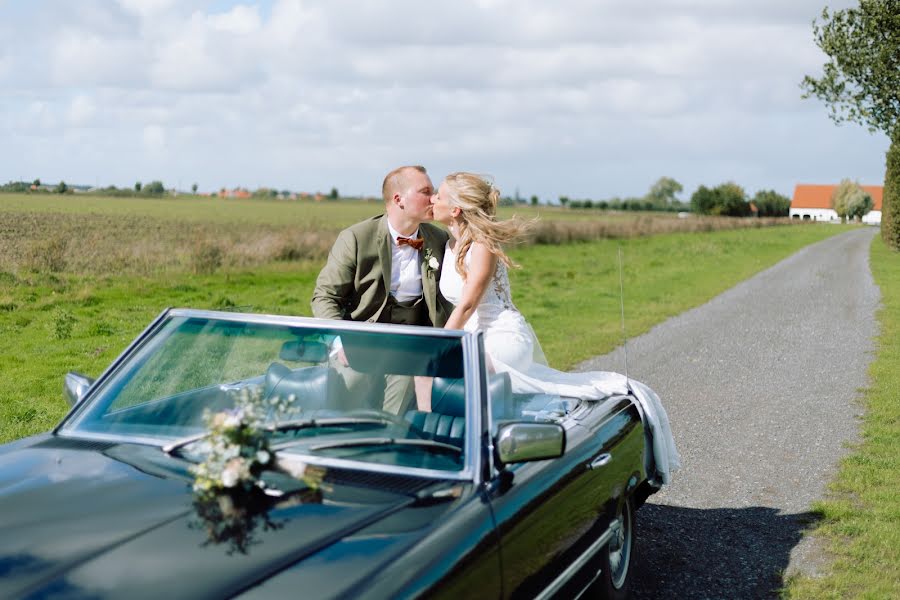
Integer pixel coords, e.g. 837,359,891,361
783,236,900,599
0,224,845,444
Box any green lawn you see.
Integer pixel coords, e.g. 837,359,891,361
0,224,845,443
784,235,900,599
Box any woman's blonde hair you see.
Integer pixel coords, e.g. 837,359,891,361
442,172,534,277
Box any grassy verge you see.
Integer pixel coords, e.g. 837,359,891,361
784,236,900,599
0,224,845,444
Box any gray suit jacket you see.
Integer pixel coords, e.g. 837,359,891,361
311,215,452,326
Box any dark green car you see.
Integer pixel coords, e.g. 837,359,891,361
0,309,660,599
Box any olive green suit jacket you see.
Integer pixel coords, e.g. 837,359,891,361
311,215,452,326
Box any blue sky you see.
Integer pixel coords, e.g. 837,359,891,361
0,0,889,201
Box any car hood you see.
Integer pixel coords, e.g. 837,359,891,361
0,436,445,599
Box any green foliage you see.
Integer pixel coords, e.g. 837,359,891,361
329,187,339,200
192,183,198,194
831,178,872,222
690,182,750,216
143,180,165,195
752,189,791,217
135,181,142,192
54,181,68,194
32,179,40,187
645,176,683,207
530,195,539,206
801,1,900,139
51,308,77,340
558,196,569,207
884,135,900,249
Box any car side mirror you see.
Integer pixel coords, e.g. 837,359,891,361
64,372,95,407
495,422,566,465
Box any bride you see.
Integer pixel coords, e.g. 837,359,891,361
428,172,680,483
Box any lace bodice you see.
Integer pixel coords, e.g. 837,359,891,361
439,242,518,332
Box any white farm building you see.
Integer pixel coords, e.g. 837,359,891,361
789,184,883,224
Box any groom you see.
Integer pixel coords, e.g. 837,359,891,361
311,165,452,412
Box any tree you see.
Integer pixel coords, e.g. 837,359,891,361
646,176,683,207
559,196,569,207
144,181,165,194
135,181,142,192
690,182,750,216
32,178,40,187
530,195,539,206
752,190,791,217
55,181,68,194
329,187,339,200
847,189,874,221
832,178,870,222
192,183,198,194
885,139,900,247
801,1,900,247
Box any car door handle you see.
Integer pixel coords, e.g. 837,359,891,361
589,453,612,470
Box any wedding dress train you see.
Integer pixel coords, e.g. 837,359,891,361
439,242,680,484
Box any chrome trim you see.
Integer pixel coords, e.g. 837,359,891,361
495,422,565,464
535,524,616,600
589,453,612,469
166,309,467,339
63,372,94,407
464,332,486,485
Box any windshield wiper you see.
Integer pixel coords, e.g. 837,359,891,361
307,437,463,456
162,417,394,456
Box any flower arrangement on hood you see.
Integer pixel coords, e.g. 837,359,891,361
189,386,325,554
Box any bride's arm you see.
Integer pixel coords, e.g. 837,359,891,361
444,243,497,330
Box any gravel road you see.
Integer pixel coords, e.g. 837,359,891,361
578,227,880,599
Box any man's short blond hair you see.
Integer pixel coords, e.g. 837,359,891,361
382,165,427,204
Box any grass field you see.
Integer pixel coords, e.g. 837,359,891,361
0,221,845,443
1,192,794,276
784,235,900,599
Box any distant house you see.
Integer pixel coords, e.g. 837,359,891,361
789,184,883,225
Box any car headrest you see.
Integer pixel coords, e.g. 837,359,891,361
431,372,512,419
264,363,331,411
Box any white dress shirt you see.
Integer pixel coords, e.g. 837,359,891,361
386,221,423,302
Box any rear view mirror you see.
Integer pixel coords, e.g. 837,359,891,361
495,422,566,465
64,372,95,407
279,340,330,363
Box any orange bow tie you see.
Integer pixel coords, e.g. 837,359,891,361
397,236,424,251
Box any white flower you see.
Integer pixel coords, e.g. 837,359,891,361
223,410,243,429
221,457,246,488
428,256,440,270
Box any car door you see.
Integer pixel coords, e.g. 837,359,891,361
485,397,643,598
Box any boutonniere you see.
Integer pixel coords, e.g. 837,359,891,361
423,248,440,276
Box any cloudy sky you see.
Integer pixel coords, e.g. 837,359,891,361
0,0,890,201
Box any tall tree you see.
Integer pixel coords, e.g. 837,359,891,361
646,177,683,207
801,0,900,246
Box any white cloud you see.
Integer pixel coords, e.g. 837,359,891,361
142,124,166,152
0,0,888,198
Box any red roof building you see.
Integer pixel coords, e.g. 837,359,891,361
789,184,883,224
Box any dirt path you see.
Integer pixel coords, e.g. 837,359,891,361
578,228,880,598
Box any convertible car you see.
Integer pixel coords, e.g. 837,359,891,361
0,309,663,599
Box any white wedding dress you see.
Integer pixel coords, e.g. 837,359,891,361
439,242,680,484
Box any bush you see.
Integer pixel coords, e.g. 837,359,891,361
884,137,900,250
691,183,750,216
52,309,77,340
753,190,791,217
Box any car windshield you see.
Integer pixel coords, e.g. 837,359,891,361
59,312,470,473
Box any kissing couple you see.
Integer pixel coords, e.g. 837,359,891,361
311,165,679,482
